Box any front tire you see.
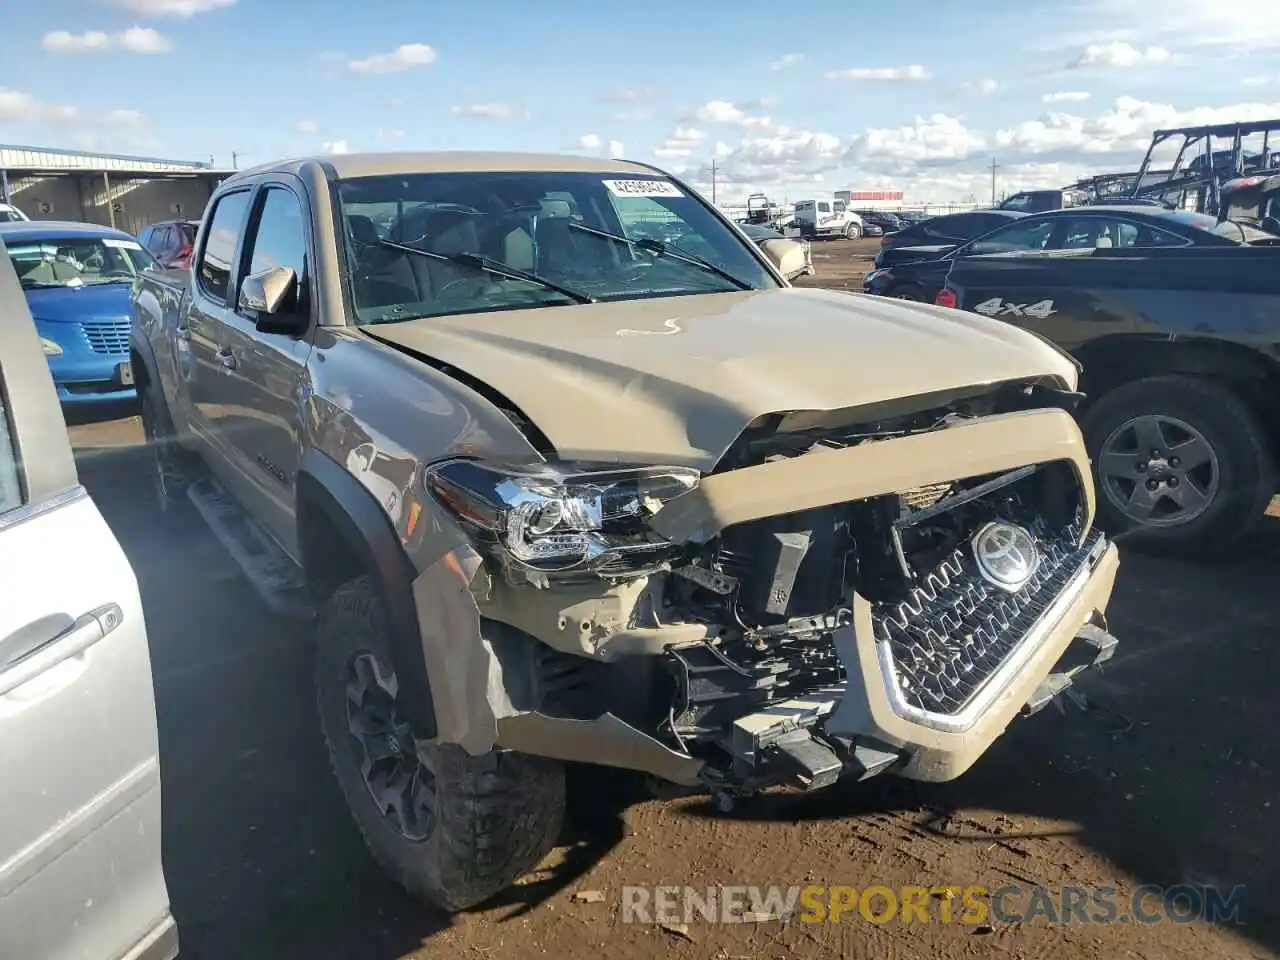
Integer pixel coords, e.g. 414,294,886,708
138,383,193,510
844,223,862,240
315,575,565,912
1080,375,1275,553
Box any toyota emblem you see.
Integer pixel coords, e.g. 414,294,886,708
971,521,1040,592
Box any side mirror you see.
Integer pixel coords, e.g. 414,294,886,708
759,237,810,281
239,265,305,333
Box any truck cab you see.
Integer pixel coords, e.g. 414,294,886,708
793,197,863,239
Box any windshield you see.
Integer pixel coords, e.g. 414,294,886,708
336,171,778,325
6,235,157,289
0,208,25,223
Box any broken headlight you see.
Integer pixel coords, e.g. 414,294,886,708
423,459,698,573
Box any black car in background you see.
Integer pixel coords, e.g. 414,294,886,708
853,209,904,237
864,204,1268,303
883,206,1280,552
874,209,1025,268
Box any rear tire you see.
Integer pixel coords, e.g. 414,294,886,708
1079,375,1275,553
885,284,922,301
315,575,565,912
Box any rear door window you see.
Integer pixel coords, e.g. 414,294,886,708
197,191,252,303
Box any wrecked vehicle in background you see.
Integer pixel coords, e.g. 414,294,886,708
130,152,1123,912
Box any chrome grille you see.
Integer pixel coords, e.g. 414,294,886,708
872,520,1103,717
81,319,130,356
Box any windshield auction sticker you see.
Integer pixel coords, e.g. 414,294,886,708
603,179,685,198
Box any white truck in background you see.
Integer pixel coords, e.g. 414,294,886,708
793,197,863,239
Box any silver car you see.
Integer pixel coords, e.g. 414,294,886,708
0,239,176,960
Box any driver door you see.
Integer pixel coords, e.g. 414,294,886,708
0,241,176,960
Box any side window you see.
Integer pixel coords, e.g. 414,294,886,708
833,200,846,213
924,217,964,240
0,394,21,514
1058,217,1124,249
966,219,1056,256
240,187,308,314
818,201,831,213
1001,194,1032,212
197,190,252,303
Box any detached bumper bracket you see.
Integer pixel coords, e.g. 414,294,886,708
1022,621,1119,717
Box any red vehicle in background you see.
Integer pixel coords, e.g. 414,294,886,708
137,219,199,269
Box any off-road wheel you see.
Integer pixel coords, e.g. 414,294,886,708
844,222,862,240
315,575,565,912
1080,375,1276,554
138,383,194,510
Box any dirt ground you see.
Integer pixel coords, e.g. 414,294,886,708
68,240,1279,959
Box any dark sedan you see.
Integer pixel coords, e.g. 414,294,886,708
864,205,1272,303
873,209,1025,268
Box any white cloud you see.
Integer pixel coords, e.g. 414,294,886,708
322,140,349,155
697,129,845,186
1068,41,1171,69
348,43,437,75
41,27,173,54
452,103,523,121
995,95,1280,160
824,64,932,82
654,126,707,159
1057,0,1280,51
598,86,660,104
613,109,655,122
769,53,804,71
959,78,999,96
690,99,772,129
0,87,144,128
1243,75,1276,87
297,119,318,134
849,114,987,169
106,0,233,15
576,133,625,160
107,0,232,15
1043,91,1092,103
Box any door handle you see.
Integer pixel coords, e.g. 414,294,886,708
215,349,237,370
0,604,123,697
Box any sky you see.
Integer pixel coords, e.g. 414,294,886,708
3,0,1279,203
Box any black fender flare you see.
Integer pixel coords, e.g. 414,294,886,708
128,327,161,393
296,448,437,740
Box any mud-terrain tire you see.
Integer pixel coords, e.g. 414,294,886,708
844,222,862,240
138,382,194,509
1079,375,1275,554
315,575,565,912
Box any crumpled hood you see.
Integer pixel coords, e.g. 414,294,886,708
368,287,1078,470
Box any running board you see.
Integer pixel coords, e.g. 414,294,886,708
186,476,313,620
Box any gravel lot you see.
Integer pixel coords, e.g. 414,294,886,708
67,240,1280,958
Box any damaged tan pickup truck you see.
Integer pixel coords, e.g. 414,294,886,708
130,152,1122,911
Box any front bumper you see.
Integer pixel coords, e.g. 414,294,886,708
47,355,136,405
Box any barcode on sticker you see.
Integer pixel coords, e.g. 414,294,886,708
603,179,684,199
103,238,143,250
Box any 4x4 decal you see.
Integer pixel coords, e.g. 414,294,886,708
973,297,1057,319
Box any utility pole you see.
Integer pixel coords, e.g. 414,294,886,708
711,159,717,204
989,157,999,206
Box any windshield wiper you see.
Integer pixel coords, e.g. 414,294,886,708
566,222,753,291
374,239,596,304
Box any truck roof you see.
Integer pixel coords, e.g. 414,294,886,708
228,151,659,182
